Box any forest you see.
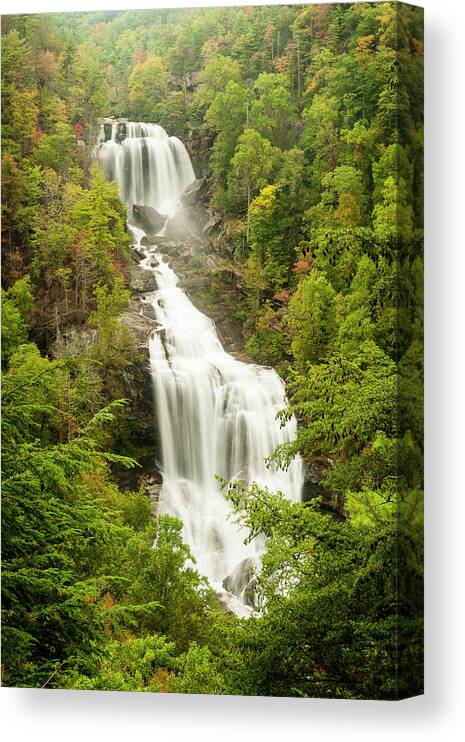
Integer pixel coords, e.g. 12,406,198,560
1,2,423,699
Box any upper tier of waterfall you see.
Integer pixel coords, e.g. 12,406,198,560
98,121,303,615
99,120,195,216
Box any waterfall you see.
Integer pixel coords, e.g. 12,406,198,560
99,121,303,615
99,121,195,216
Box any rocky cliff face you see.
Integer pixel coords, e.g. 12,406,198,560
185,130,213,178
130,173,251,361
116,296,163,498
138,237,251,361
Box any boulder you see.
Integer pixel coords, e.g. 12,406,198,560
102,120,127,144
181,177,206,207
162,242,186,257
177,277,209,290
138,472,162,515
222,558,259,609
115,455,162,503
52,326,97,358
130,245,146,263
189,203,210,231
132,204,167,234
141,302,157,320
120,298,158,349
140,234,158,247
102,121,113,142
128,265,158,293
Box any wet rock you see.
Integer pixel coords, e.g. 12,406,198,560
115,121,127,143
101,119,127,144
181,177,207,207
302,459,331,501
140,234,158,247
128,265,158,293
157,248,249,358
132,204,167,234
141,302,157,320
177,277,210,289
189,203,210,231
115,454,159,492
222,558,259,609
130,245,146,263
185,131,213,177
203,213,222,233
164,242,189,257
164,209,194,239
138,473,162,515
102,121,113,141
120,299,158,350
144,237,187,257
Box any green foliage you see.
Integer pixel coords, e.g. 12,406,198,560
250,72,297,148
70,168,128,257
373,174,414,241
273,340,397,467
222,481,423,699
301,94,339,170
204,80,248,199
245,302,286,367
228,129,278,217
337,254,397,356
1,340,215,688
66,635,177,692
1,154,42,284
68,45,112,128
2,346,128,686
248,184,296,291
288,271,337,365
1,276,34,364
195,54,242,111
88,276,132,393
29,166,129,329
128,55,169,122
34,123,75,175
171,642,224,695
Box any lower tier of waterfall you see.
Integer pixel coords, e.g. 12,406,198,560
131,226,303,615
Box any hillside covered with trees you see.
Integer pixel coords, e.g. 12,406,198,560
1,2,423,699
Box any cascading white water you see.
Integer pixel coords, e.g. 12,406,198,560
99,121,195,216
99,121,303,615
